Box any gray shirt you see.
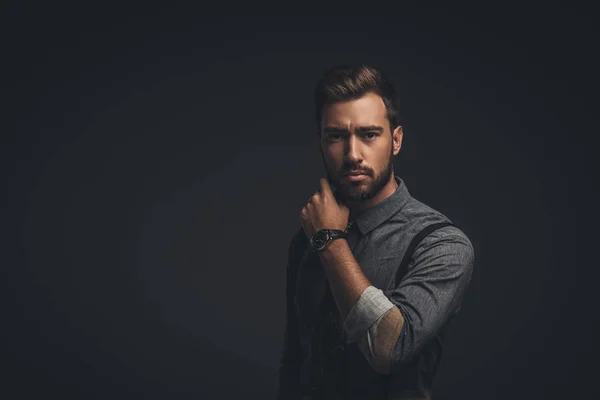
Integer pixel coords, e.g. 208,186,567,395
277,175,475,399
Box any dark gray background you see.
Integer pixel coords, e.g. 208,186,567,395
2,4,597,399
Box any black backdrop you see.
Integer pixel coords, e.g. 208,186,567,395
3,4,598,400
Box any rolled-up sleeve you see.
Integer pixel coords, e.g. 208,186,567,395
343,286,400,373
342,227,475,374
343,286,395,343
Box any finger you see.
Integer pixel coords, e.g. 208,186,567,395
319,178,334,198
300,207,307,219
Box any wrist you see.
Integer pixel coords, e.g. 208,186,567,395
309,228,347,252
317,236,347,256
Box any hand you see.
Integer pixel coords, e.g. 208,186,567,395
300,178,350,239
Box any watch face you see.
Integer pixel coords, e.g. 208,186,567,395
311,230,328,250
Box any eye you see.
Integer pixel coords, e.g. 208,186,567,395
365,132,378,139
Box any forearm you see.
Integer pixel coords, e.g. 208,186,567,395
317,238,406,374
316,238,371,320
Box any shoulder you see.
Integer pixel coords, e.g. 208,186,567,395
416,225,474,260
397,197,475,262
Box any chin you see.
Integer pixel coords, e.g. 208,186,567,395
339,184,376,202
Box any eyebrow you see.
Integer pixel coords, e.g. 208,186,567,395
323,125,385,134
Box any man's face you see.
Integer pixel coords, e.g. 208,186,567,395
319,92,401,203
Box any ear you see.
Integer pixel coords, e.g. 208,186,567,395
392,125,403,156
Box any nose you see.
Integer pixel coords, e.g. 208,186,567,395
345,135,363,164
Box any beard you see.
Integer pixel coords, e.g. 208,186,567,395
322,146,395,204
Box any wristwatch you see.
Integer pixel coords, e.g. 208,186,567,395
309,229,348,252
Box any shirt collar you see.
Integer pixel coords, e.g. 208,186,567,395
349,175,411,236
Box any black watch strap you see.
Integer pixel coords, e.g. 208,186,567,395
310,229,348,252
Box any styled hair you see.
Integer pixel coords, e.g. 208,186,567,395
314,64,401,134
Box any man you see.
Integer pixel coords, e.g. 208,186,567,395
276,64,475,399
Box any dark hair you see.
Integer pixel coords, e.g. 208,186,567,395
314,64,401,134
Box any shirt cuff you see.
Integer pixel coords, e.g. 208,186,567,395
343,285,395,343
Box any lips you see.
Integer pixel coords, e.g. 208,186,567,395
343,173,368,182
343,171,369,176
